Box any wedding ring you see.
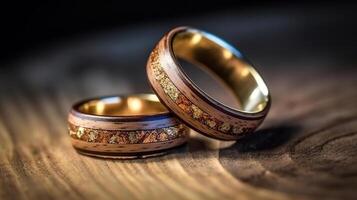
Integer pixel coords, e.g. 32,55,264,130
146,27,270,140
68,94,189,158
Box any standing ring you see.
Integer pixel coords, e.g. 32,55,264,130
146,27,270,140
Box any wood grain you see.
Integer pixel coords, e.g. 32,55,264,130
1,6,357,200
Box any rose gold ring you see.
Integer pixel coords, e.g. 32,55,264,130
68,94,189,158
146,27,270,140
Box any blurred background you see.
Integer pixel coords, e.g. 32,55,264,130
0,0,356,122
1,2,357,199
1,1,356,98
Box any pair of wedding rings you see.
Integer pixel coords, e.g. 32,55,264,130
68,27,271,158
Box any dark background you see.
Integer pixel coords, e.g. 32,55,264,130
2,1,357,65
1,2,357,199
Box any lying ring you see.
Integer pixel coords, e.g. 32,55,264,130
146,27,270,140
68,94,189,158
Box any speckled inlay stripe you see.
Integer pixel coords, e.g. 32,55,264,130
68,123,188,144
150,47,256,136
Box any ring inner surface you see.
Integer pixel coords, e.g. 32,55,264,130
172,30,269,113
77,94,168,116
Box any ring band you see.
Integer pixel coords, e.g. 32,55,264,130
146,27,270,140
68,94,189,158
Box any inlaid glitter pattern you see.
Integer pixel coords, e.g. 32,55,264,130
150,47,257,136
68,123,187,144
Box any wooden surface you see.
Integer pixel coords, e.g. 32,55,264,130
1,5,357,200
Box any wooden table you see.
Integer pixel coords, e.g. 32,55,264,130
1,5,356,200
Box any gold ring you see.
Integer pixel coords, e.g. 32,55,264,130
146,27,270,140
68,94,189,158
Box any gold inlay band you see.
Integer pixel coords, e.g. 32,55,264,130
146,27,270,140
68,94,189,158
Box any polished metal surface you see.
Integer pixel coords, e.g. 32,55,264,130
68,94,188,158
147,27,270,140
78,94,168,116
173,30,270,113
